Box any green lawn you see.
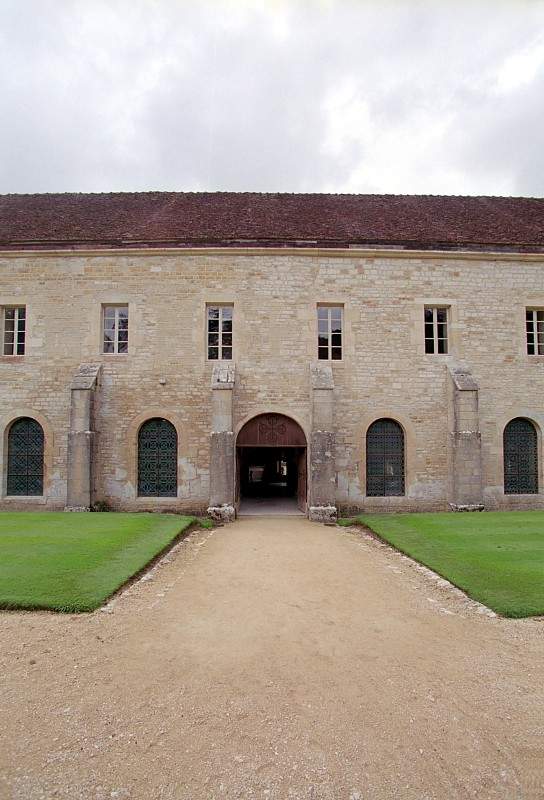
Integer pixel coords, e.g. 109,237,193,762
342,512,544,618
0,512,195,612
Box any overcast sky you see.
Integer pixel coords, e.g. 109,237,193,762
1,0,544,196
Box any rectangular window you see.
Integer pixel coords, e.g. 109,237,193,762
526,309,544,355
103,305,129,354
317,305,343,360
3,306,26,355
207,305,233,360
424,307,448,354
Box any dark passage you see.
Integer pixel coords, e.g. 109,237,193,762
239,447,302,499
236,414,308,513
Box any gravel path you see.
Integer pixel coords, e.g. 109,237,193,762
1,516,543,800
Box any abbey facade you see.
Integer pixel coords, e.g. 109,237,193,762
0,192,543,521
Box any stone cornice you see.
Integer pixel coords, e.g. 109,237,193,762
0,245,544,262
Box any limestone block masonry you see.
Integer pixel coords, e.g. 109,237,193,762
1,245,544,516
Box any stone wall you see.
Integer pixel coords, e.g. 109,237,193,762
1,247,543,513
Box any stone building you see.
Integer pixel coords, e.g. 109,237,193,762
0,192,543,521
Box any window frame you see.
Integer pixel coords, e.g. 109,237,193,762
424,305,449,355
317,304,343,361
102,304,129,355
365,417,406,497
137,417,178,498
6,417,44,497
526,308,544,356
206,304,233,361
503,417,539,495
3,305,26,356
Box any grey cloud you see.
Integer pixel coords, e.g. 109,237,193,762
1,0,543,195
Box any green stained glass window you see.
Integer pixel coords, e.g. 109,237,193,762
7,417,44,496
504,418,538,494
138,418,177,497
366,418,405,497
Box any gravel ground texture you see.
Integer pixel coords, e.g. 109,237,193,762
1,516,543,800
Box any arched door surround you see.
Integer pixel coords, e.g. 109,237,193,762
236,413,307,511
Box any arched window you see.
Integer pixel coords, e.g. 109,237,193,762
7,417,44,496
137,418,177,497
503,418,538,494
366,418,405,497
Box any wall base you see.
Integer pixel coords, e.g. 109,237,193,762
449,503,485,512
207,504,236,523
308,505,337,524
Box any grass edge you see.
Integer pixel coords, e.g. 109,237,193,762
0,515,215,614
337,516,537,619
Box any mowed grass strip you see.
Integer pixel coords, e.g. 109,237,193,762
347,512,544,617
0,512,195,612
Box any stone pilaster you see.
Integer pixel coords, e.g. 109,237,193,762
447,365,484,510
308,363,337,522
208,363,236,522
65,363,101,511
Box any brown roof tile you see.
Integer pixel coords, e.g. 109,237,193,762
0,191,543,252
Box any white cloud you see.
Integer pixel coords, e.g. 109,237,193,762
495,37,544,94
1,0,544,196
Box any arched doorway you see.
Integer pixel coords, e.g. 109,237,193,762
236,413,307,515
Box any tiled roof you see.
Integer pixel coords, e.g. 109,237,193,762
0,191,543,252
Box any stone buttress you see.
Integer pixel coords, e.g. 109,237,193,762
65,363,101,511
208,363,236,522
447,365,484,511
